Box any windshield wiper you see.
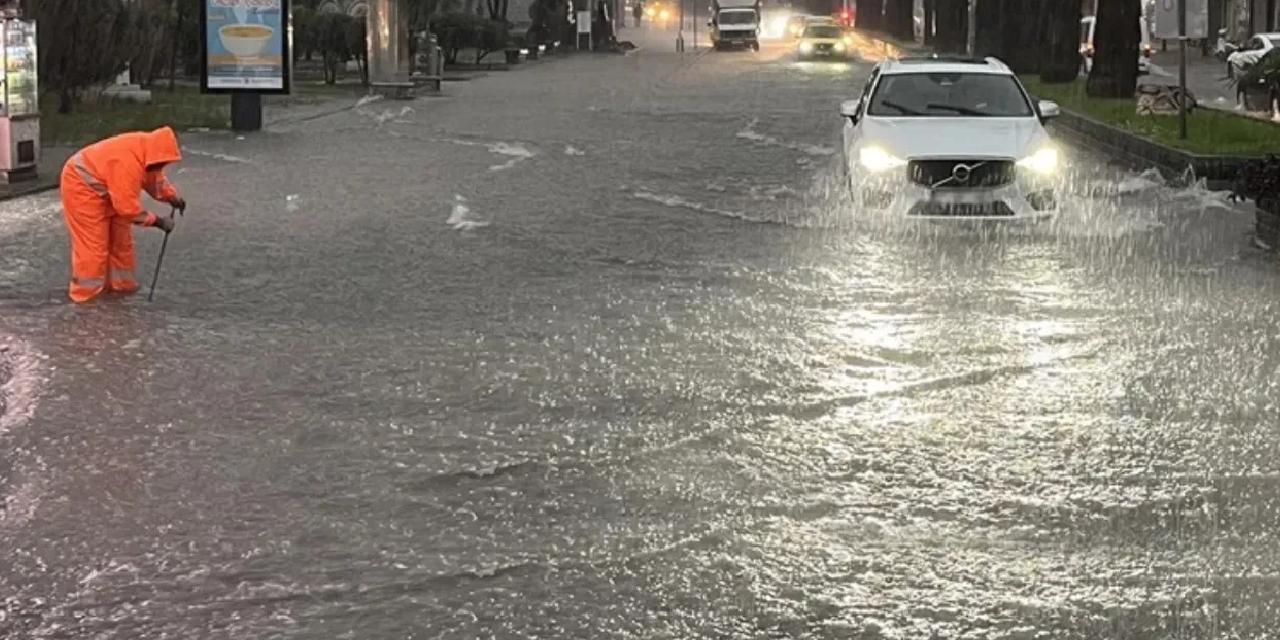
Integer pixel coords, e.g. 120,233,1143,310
877,101,922,115
925,104,986,116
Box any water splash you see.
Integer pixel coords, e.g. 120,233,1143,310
736,118,836,157
447,194,490,230
182,147,253,164
486,142,536,172
0,335,46,438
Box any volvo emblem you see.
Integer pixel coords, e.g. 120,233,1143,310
930,160,988,189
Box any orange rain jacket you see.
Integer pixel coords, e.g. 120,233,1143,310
64,126,184,227
60,127,184,302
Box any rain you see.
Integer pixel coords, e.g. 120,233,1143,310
3,25,1280,640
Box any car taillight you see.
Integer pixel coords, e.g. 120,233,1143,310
1143,46,1153,57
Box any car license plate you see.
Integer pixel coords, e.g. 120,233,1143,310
927,189,988,204
913,202,1009,217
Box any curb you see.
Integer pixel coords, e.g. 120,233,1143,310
0,180,58,202
1042,107,1260,190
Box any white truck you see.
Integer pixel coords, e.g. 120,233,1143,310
710,0,761,51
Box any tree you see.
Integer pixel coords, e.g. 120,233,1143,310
931,0,966,53
293,5,319,60
883,0,913,41
1039,0,1082,83
922,0,935,45
345,13,369,85
856,0,882,31
315,12,355,83
973,0,1044,73
128,0,172,86
484,0,509,21
26,0,137,113
1086,0,1141,97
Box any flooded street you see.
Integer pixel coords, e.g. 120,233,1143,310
3,34,1280,639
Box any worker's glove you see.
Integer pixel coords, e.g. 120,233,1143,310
155,216,176,233
169,196,187,215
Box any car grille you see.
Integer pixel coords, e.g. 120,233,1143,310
908,201,1016,217
907,159,1016,189
814,43,832,51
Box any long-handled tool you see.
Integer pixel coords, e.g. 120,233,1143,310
147,207,180,302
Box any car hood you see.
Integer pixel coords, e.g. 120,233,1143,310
858,117,1049,160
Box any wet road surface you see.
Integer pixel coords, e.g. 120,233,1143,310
3,33,1280,639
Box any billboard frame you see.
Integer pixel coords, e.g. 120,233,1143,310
199,0,293,95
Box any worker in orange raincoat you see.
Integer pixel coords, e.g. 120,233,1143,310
60,126,186,303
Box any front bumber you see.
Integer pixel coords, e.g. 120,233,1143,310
847,167,1058,226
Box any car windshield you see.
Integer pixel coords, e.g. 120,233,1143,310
805,26,841,38
719,11,755,24
866,72,1034,117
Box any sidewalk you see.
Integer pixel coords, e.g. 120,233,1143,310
0,146,74,202
1143,50,1265,117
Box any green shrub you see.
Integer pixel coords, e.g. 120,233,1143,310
434,12,508,63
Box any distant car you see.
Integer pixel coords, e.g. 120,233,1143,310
1227,32,1280,77
838,55,1064,222
798,24,851,60
784,14,811,39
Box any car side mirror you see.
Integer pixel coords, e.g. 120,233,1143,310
1037,99,1061,120
839,98,862,122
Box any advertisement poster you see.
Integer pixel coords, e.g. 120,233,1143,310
202,0,290,93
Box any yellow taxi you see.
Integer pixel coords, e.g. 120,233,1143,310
797,22,851,60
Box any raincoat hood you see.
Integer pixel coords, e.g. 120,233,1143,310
143,126,182,167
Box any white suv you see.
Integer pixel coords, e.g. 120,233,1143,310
840,56,1064,221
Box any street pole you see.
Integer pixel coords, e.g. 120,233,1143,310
1178,0,1188,139
692,0,697,51
678,0,685,51
967,0,977,55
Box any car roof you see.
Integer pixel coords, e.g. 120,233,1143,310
878,55,1013,75
805,16,836,22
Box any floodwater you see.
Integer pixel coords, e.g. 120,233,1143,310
3,32,1280,639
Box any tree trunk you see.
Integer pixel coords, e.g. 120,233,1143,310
857,0,883,31
1086,0,1140,97
168,0,182,91
1039,0,1081,82
973,0,1002,57
1004,0,1045,73
59,88,75,114
932,0,966,53
883,0,913,41
972,0,1042,72
922,0,935,45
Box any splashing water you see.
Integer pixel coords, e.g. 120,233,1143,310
447,194,490,230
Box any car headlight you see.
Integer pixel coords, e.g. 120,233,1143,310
834,41,845,51
1017,146,1059,175
659,9,669,19
799,41,814,52
859,146,906,173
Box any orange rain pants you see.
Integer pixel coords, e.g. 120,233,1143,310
60,126,183,303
